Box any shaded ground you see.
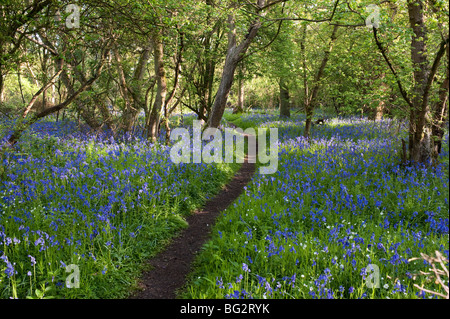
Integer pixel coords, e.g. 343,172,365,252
130,135,256,299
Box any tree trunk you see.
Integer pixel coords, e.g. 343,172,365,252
148,32,167,142
237,79,245,113
208,46,238,127
407,0,431,164
279,77,290,118
373,1,448,165
304,25,339,138
431,44,449,165
22,57,64,119
95,95,115,133
374,101,385,121
113,46,138,132
208,0,266,128
304,106,313,139
201,12,219,119
0,63,4,104
372,74,388,121
130,46,151,134
233,65,244,113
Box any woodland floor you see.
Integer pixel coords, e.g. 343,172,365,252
130,137,256,299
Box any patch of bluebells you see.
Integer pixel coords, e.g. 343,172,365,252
193,115,448,299
218,263,298,299
0,118,236,298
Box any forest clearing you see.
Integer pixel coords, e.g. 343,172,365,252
0,0,448,308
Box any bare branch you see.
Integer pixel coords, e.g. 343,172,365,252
421,36,449,111
373,27,414,109
241,2,286,60
21,59,64,118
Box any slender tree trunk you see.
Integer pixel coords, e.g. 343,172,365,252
0,72,4,104
279,77,290,118
304,25,339,138
202,11,219,119
148,32,167,142
372,73,388,121
163,31,184,143
234,64,245,114
431,44,449,165
304,107,313,139
17,64,25,105
300,23,309,122
114,46,136,132
374,101,385,121
205,0,217,112
237,77,245,113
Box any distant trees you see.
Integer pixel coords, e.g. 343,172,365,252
5,0,113,145
0,0,448,165
0,0,53,104
206,0,342,128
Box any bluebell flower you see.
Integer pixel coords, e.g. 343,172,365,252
28,255,36,266
4,261,15,278
34,238,44,246
256,275,266,286
216,277,224,289
226,290,241,299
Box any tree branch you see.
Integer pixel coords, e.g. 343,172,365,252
422,36,449,111
242,2,286,61
373,27,414,109
264,0,340,23
21,58,64,118
260,0,288,11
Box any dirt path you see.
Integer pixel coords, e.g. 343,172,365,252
130,135,256,299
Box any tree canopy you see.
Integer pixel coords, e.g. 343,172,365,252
0,0,448,164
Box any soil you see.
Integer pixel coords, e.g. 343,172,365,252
130,135,256,299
